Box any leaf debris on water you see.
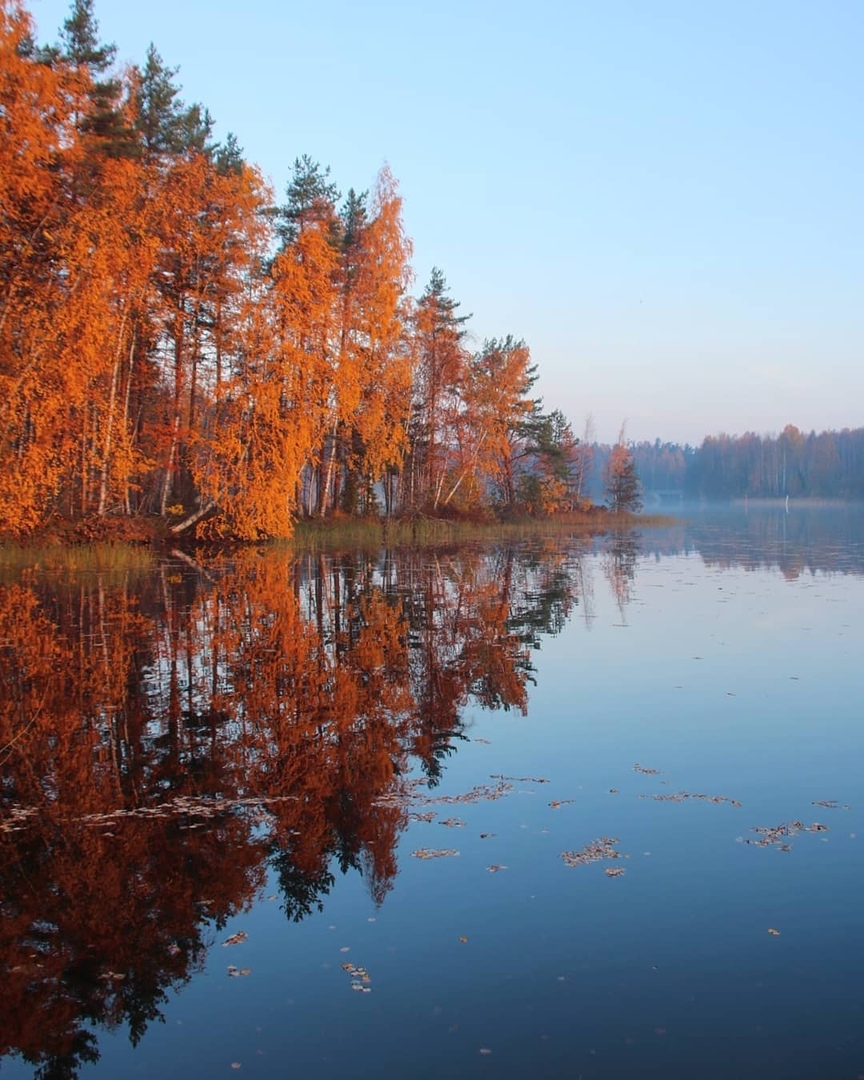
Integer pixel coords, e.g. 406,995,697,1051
222,931,247,947
491,773,549,784
639,791,741,807
377,779,513,810
767,928,781,936
341,962,372,992
411,848,460,859
633,764,662,775
549,799,576,809
486,864,507,873
740,820,830,849
561,837,624,868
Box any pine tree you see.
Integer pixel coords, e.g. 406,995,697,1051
408,268,471,508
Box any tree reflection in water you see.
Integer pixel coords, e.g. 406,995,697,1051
0,541,586,1076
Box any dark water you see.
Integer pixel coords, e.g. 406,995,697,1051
1,506,863,1079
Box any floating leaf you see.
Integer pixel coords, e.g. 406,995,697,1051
459,936,469,943
561,838,624,868
411,848,460,859
491,773,549,784
742,820,830,850
768,928,781,936
639,791,741,807
222,931,247,947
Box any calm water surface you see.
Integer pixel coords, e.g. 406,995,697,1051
1,507,862,1079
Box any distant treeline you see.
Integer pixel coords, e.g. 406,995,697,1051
586,426,864,502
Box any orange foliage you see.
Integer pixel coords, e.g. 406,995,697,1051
1,1,559,538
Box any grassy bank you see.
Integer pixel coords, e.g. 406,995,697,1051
287,509,673,553
1,509,676,571
0,541,158,581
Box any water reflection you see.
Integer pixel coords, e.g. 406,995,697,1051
634,502,864,578
2,510,862,1077
0,542,584,1077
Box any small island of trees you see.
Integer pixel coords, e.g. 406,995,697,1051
2,0,645,544
10,0,858,547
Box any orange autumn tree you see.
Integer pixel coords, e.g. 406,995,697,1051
53,154,159,519
330,166,414,516
405,268,471,510
0,1,83,534
180,159,337,539
156,151,272,534
443,335,538,510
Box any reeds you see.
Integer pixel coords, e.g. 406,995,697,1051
287,510,669,553
0,542,156,580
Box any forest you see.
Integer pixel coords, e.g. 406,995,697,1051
0,0,584,542
587,425,864,504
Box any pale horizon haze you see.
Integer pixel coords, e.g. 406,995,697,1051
31,0,864,446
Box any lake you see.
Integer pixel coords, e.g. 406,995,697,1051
1,505,862,1079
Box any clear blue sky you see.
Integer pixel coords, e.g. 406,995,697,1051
32,0,864,445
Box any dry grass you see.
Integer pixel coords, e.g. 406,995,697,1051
0,542,156,580
287,510,674,553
